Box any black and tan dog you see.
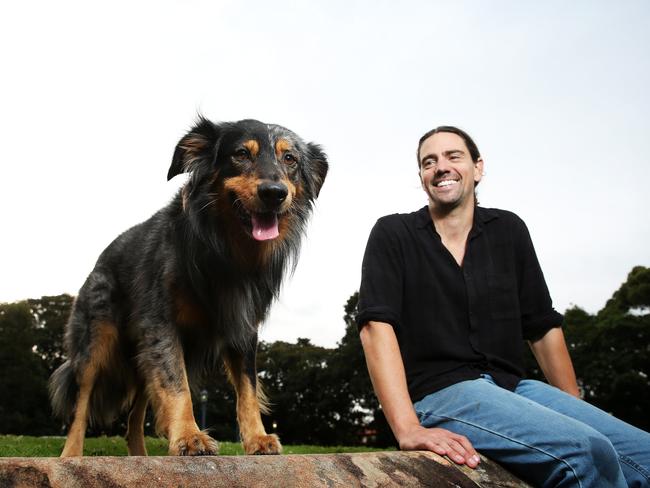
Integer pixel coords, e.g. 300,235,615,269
49,117,328,456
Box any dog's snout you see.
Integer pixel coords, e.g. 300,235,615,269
258,182,288,207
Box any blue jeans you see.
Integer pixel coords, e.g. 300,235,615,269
413,376,650,488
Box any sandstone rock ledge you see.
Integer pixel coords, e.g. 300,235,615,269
0,451,531,488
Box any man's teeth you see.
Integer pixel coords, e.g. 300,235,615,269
436,180,458,187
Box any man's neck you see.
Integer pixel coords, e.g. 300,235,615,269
428,201,475,266
429,200,475,239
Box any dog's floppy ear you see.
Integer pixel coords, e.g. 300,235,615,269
168,117,221,181
304,142,328,199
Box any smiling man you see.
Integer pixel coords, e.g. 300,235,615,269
357,126,650,488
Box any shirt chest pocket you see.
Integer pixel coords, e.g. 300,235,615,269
487,272,520,321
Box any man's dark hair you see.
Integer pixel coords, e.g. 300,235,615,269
416,126,481,166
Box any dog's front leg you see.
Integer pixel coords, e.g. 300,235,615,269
140,330,218,456
224,341,282,455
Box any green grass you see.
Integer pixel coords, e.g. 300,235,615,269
0,436,387,457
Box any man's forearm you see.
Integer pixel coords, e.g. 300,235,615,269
359,320,480,468
529,327,580,397
359,321,422,441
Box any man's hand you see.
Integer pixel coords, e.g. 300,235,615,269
398,424,481,468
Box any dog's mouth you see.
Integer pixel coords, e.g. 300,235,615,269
231,199,280,241
226,182,290,241
250,212,279,241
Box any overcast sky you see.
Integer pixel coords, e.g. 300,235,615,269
1,1,648,347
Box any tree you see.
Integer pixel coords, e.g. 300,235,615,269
0,302,53,434
525,267,650,430
256,338,344,445
28,294,73,376
1,267,647,440
332,292,395,446
599,266,650,318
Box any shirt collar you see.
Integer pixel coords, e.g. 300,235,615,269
415,206,432,229
470,206,499,238
415,205,500,233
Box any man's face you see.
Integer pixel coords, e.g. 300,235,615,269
418,132,483,211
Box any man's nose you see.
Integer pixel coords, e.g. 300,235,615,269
435,158,451,173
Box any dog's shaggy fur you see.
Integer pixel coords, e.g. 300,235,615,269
49,117,328,456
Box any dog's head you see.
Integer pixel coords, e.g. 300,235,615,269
168,117,328,243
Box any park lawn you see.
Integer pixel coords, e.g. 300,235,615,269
0,436,387,457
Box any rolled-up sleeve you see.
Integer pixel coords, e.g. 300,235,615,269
356,218,404,331
514,217,564,341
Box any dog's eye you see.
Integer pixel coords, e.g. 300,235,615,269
234,149,249,160
283,153,297,165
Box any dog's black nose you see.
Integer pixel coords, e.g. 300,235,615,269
258,182,288,207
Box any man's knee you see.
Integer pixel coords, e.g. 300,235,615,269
509,426,624,487
555,430,624,487
583,434,622,479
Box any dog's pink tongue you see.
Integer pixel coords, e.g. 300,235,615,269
251,213,279,241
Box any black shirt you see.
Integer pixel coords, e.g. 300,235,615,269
356,206,563,403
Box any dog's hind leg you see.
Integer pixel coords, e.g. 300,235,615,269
224,341,282,455
140,330,218,456
126,389,149,456
61,321,118,457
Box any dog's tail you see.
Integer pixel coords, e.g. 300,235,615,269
49,358,132,428
49,360,78,424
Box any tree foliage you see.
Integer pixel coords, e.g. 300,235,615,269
0,302,53,434
28,294,73,376
257,339,340,444
524,266,650,430
331,292,395,446
1,267,648,441
600,266,650,318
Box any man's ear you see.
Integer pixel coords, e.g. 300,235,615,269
167,117,221,181
303,142,328,199
418,165,426,191
474,157,485,185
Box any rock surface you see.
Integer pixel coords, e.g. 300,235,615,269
0,451,531,487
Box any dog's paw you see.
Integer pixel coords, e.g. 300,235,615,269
169,431,219,456
244,434,282,455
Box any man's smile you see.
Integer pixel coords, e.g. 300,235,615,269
434,179,459,188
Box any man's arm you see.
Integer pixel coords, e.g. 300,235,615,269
360,320,480,468
528,327,580,397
